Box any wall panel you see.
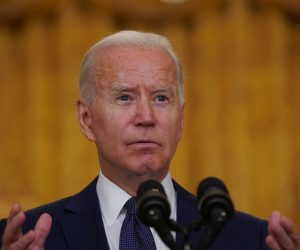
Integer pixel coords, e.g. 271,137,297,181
0,0,300,230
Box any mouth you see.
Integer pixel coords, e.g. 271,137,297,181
127,140,161,147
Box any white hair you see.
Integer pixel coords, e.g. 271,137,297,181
79,30,184,104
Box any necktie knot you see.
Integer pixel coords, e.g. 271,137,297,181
125,197,137,215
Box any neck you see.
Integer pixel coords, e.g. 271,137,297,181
101,170,168,196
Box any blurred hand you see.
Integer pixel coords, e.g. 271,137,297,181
266,210,300,250
1,204,52,250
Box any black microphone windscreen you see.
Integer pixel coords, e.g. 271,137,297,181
197,177,228,199
197,177,234,223
136,180,177,250
137,179,166,198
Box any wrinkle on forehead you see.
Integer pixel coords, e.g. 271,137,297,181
93,46,177,90
94,70,175,90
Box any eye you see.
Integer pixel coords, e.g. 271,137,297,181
117,95,131,101
154,95,169,102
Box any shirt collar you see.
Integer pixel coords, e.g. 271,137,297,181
96,172,176,227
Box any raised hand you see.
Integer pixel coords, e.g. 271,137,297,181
1,204,52,250
266,211,300,250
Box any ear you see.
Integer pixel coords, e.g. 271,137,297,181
76,98,96,141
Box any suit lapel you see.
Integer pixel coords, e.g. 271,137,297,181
60,177,110,250
58,178,202,249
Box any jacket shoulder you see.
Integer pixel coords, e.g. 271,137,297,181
212,211,268,249
0,177,99,240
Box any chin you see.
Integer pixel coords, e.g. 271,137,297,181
130,162,168,178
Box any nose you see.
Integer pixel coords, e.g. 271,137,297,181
134,99,155,127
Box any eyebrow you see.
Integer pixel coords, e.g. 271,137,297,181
153,86,175,92
111,85,137,93
111,84,176,95
152,86,176,96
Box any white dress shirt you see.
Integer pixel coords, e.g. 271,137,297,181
96,172,177,250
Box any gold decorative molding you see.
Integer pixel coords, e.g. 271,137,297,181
1,0,299,24
0,0,58,23
80,0,226,22
250,0,300,18
274,0,300,17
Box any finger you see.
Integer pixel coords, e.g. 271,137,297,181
32,213,52,248
280,215,300,246
268,211,295,249
265,234,281,250
9,230,35,250
7,204,22,223
268,211,281,234
2,211,26,245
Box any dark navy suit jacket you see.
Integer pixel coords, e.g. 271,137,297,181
0,177,268,249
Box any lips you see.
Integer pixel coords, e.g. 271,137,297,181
127,140,161,147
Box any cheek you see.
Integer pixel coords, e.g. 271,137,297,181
95,112,127,139
173,116,184,142
160,117,182,140
91,111,110,139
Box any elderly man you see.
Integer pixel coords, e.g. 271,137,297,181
0,30,299,250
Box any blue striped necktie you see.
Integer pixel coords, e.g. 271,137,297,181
119,197,157,250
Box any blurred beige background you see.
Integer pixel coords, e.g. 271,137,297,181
0,0,300,229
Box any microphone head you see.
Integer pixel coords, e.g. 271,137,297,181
197,177,229,197
137,179,166,197
197,177,234,224
137,180,170,226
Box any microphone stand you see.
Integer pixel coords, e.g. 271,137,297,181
196,209,230,250
167,215,226,250
168,217,206,250
168,219,187,250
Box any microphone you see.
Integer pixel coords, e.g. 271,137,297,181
197,177,234,224
196,177,234,250
137,180,177,250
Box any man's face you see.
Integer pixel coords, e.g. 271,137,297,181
78,45,184,187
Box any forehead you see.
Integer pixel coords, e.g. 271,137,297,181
97,44,174,65
93,45,177,87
